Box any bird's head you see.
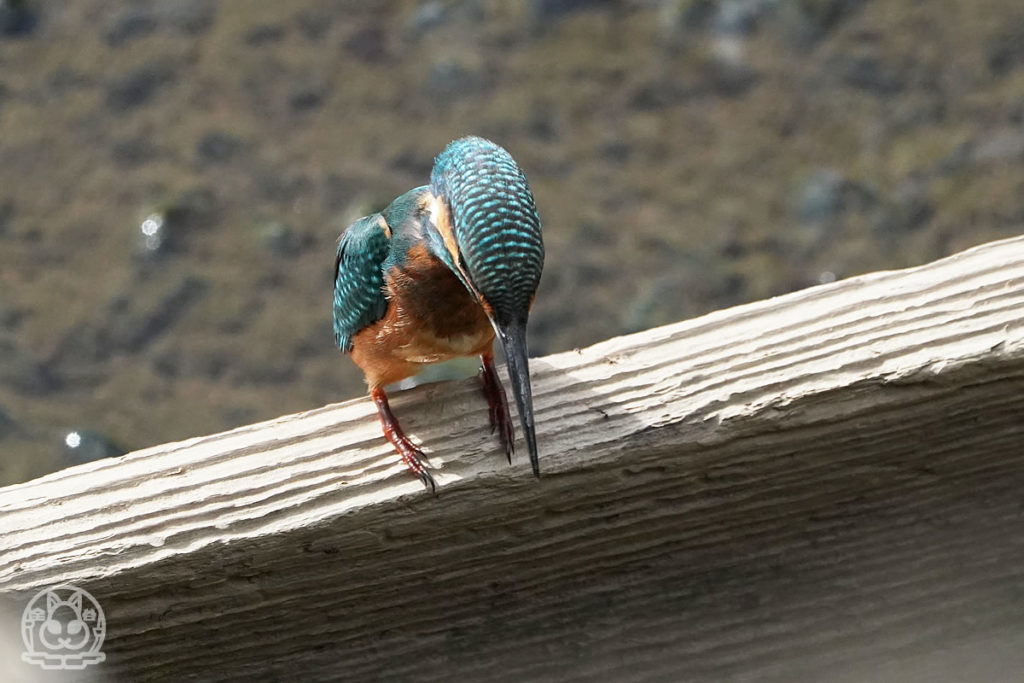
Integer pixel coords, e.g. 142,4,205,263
427,136,545,474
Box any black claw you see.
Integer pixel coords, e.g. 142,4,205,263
481,352,518,467
371,387,439,494
420,469,437,494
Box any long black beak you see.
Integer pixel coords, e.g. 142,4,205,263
495,320,540,477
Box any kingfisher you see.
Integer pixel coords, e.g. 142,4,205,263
333,136,544,491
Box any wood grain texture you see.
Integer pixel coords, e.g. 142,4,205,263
2,236,1024,682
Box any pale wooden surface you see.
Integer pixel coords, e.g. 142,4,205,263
2,236,1024,682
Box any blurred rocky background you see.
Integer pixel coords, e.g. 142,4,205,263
1,0,1023,485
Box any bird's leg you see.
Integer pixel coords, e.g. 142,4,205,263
370,387,436,493
480,352,515,463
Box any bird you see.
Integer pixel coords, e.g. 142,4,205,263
333,136,544,491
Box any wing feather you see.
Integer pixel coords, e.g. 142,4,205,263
333,214,392,353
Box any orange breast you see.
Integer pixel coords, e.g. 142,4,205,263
350,244,495,388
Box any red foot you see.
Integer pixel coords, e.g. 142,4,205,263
481,352,515,463
371,387,436,493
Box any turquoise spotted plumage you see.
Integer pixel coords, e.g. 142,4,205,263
332,137,544,491
430,137,544,325
333,215,390,352
333,187,430,352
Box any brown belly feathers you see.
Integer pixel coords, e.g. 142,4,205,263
350,244,494,387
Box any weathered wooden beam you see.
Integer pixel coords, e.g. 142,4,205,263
2,236,1024,682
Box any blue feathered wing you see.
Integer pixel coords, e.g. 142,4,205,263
333,214,391,353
